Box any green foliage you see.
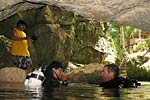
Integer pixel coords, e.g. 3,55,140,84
145,38,150,46
136,41,148,51
70,14,102,53
127,60,150,81
123,26,135,37
132,37,150,52
72,12,79,24
0,35,11,57
145,37,150,45
107,21,121,60
0,35,11,48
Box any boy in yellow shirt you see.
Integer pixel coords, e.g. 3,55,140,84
11,20,32,70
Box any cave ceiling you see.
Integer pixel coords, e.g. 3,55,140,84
0,0,150,31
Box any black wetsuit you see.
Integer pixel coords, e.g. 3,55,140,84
42,68,68,88
100,77,141,88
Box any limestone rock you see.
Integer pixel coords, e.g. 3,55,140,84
0,5,101,67
0,49,14,68
65,61,78,72
0,0,150,31
0,39,14,67
29,24,73,66
71,46,105,64
67,63,104,84
0,67,26,83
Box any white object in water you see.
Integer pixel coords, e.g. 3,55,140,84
24,68,45,86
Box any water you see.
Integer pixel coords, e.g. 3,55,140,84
0,82,150,100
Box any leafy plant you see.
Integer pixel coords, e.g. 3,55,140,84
127,60,150,81
107,21,121,60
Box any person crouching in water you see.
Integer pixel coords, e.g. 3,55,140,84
42,61,68,88
99,64,141,88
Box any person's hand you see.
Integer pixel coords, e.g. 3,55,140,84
61,74,68,81
26,36,32,44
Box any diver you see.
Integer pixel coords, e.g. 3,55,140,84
99,64,141,88
42,61,68,87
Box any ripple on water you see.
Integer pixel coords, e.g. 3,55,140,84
0,82,150,100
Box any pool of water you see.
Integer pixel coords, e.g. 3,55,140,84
0,82,150,100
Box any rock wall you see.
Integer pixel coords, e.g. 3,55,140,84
0,6,104,67
0,0,149,31
71,46,105,64
0,0,149,68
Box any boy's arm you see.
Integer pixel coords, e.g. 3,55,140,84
11,29,27,41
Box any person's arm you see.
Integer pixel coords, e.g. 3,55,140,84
11,28,28,41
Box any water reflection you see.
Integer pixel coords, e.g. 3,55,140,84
0,83,26,100
102,88,120,97
25,85,43,100
0,82,150,100
25,85,69,99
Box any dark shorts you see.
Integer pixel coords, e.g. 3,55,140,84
13,56,32,69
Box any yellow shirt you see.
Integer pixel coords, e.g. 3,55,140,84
11,28,30,56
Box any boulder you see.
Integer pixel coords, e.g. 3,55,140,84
71,46,105,64
0,67,26,83
67,63,104,84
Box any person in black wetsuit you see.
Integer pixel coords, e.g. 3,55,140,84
42,61,68,88
99,64,141,88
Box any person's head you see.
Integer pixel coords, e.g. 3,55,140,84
100,64,119,82
17,20,27,31
50,61,64,74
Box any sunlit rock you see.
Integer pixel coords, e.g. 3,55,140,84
95,37,116,63
0,67,26,83
126,50,150,71
141,60,150,70
67,63,104,84
127,50,149,59
65,62,78,72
